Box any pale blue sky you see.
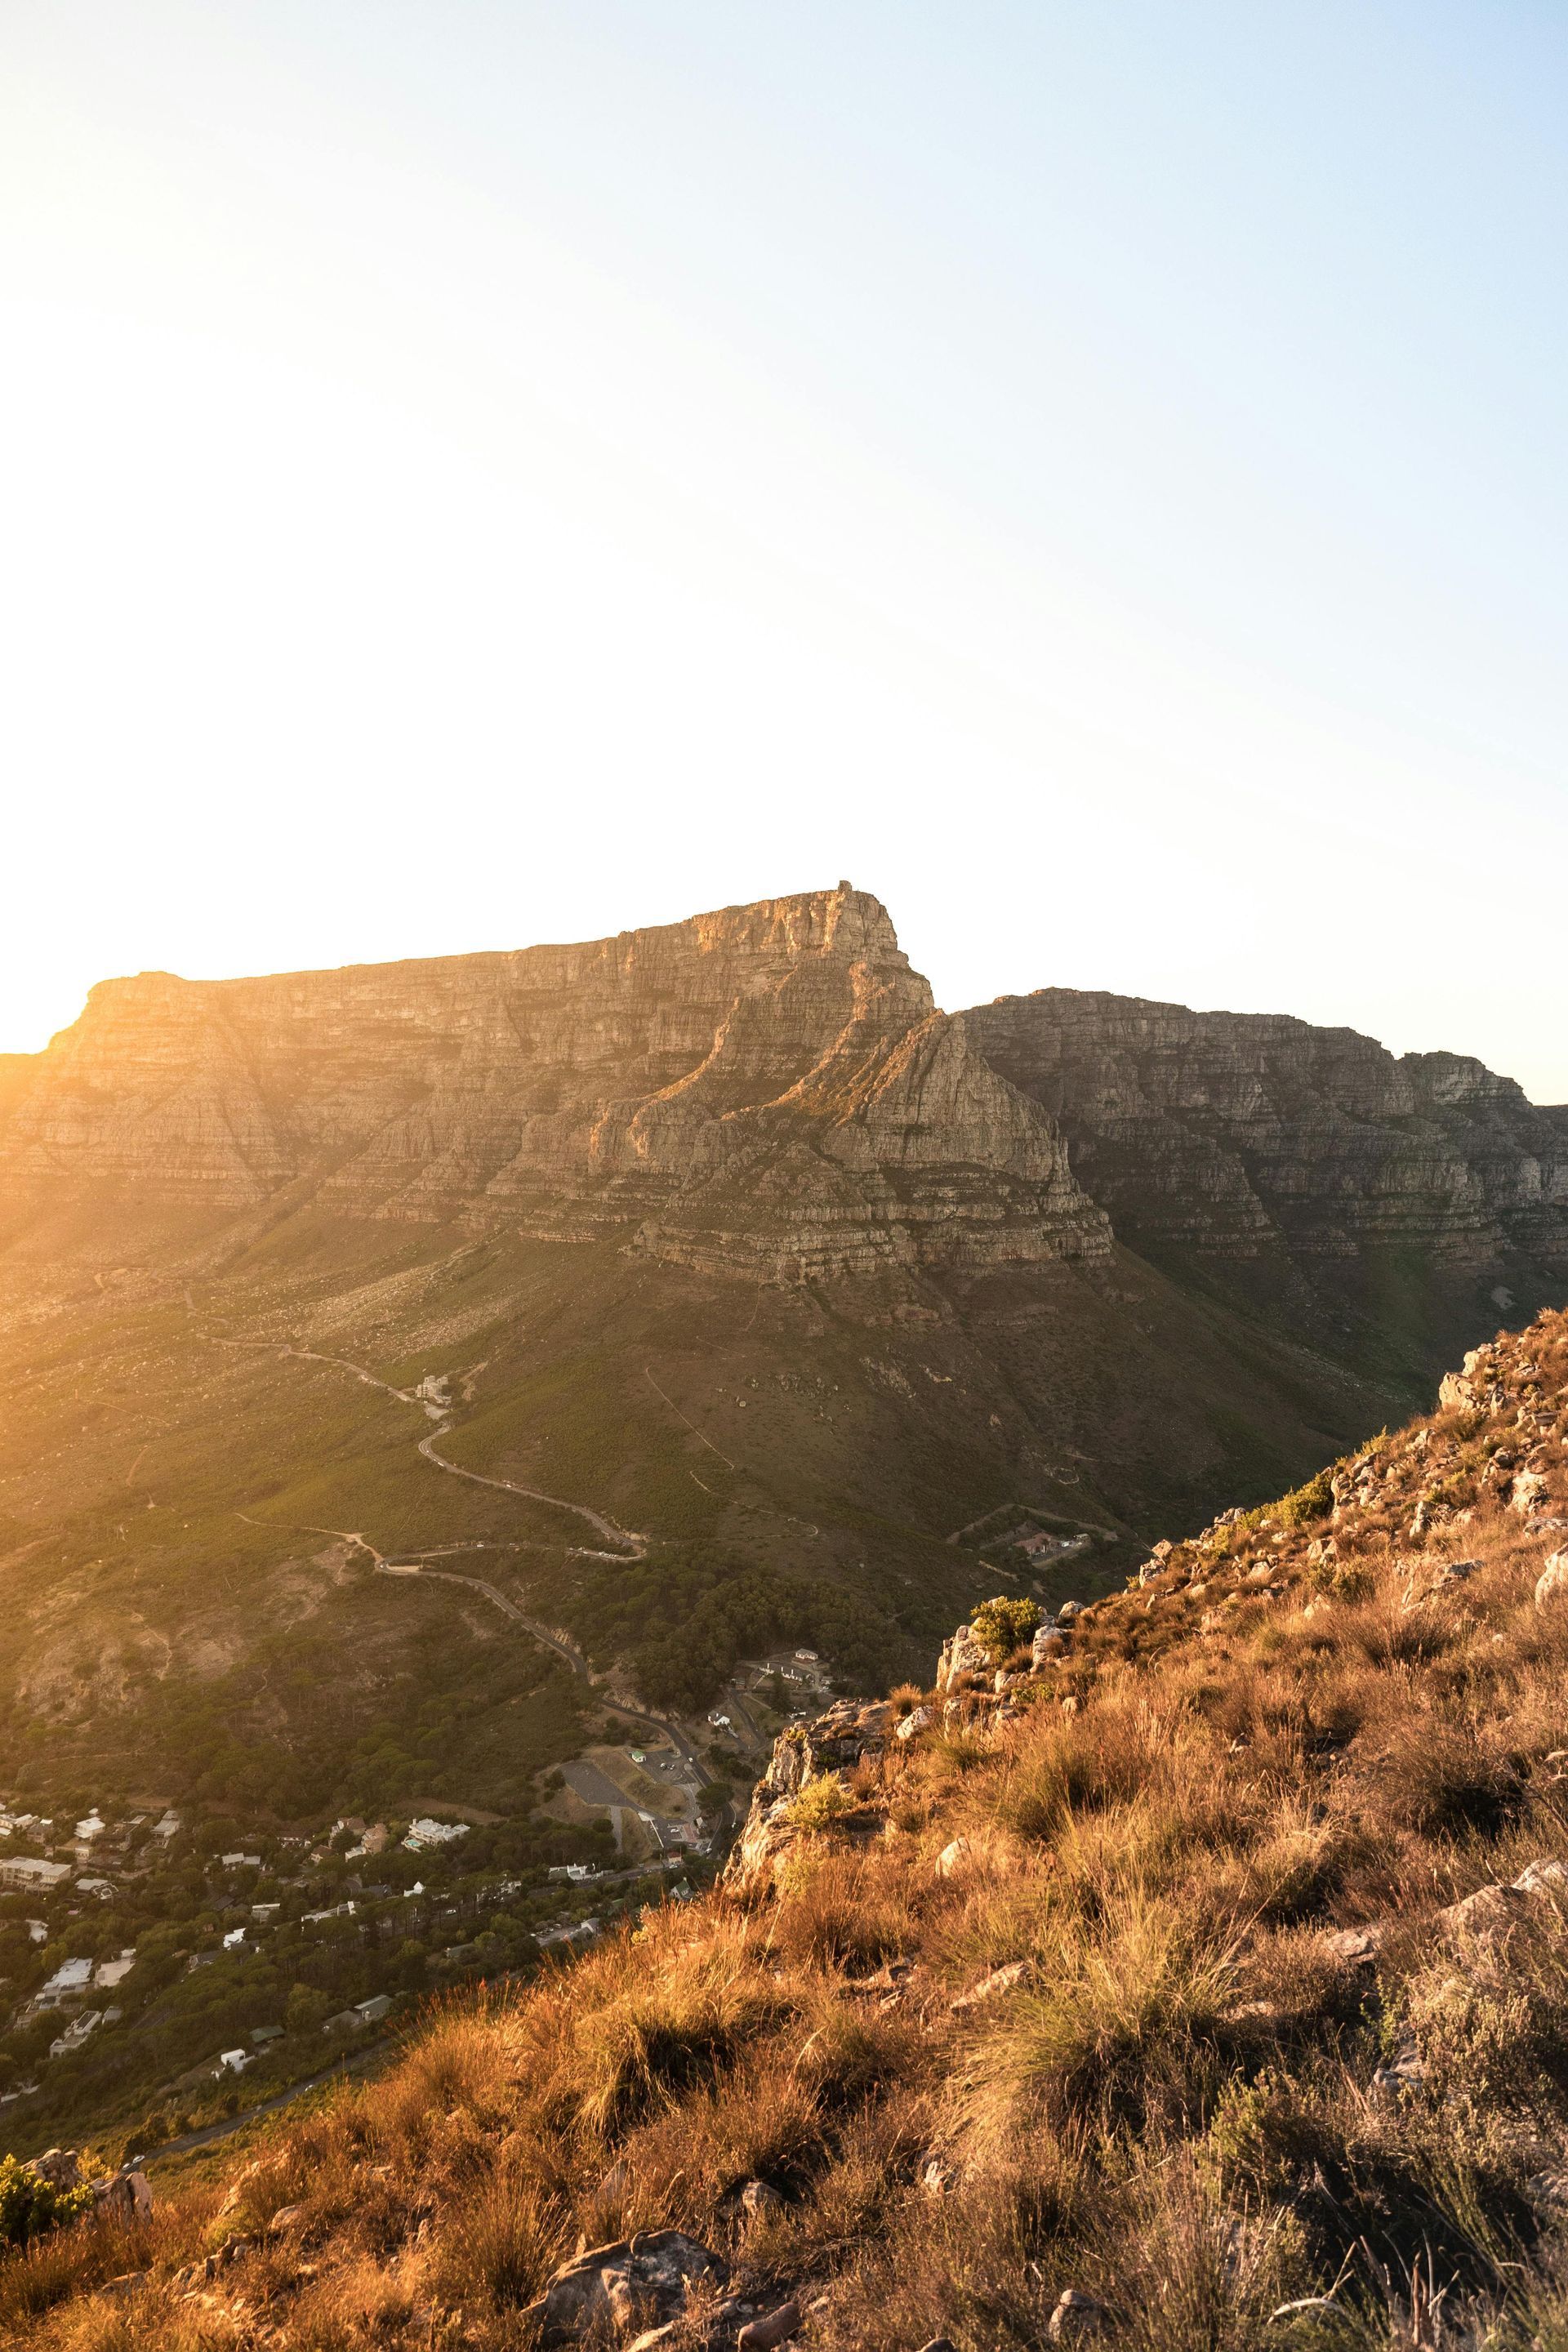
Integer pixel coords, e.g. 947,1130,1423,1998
3,3,1566,1095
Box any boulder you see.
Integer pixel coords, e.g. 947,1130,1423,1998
1049,2287,1110,2338
1537,1552,1568,1609
737,2301,802,2350
936,1625,991,1692
934,1838,973,1881
738,2180,785,2222
1031,1626,1067,1667
1321,1925,1383,1966
1514,1471,1552,1517
894,1705,936,1743
1515,1858,1568,1896
91,2169,153,2225
524,2228,725,2343
26,2149,81,2191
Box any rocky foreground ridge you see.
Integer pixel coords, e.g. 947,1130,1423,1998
16,1309,1568,2350
2,884,1563,1315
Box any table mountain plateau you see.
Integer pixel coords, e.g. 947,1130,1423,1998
0,884,1103,1282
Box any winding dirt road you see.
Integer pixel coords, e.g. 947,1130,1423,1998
216,1334,699,1773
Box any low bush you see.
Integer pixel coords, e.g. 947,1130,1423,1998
970,1595,1041,1664
0,2160,91,2252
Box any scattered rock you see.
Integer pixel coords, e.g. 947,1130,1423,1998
894,1706,937,1743
1370,2038,1427,2100
935,1838,973,1881
26,2149,81,2190
843,1957,914,2002
1224,1999,1285,2032
1438,1882,1529,1948
950,1960,1029,2011
523,2229,726,2343
1321,1925,1383,1966
1514,1858,1568,1897
737,2180,786,2222
1537,1552,1568,1609
1048,2286,1110,2339
737,2299,802,2350
919,2154,958,2196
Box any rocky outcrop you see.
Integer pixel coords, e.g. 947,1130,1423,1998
724,1699,891,1891
960,989,1568,1282
0,885,1107,1281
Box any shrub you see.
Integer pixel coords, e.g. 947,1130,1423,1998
788,1775,858,1832
1277,1469,1334,1530
0,2154,93,2249
971,1596,1042,1664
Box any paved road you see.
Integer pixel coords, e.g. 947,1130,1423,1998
140,2044,390,2171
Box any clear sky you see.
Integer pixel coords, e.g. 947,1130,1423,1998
3,3,1566,1098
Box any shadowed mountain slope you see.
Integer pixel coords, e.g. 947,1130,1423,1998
961,985,1568,1388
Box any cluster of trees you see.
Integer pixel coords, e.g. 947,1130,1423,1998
565,1548,893,1710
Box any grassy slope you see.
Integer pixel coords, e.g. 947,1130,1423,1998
11,1311,1568,2349
0,1197,1405,1784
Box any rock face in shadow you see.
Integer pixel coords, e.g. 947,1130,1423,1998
0,885,1108,1281
959,989,1568,1326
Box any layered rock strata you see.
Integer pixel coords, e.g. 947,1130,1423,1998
0,886,1107,1282
960,989,1568,1275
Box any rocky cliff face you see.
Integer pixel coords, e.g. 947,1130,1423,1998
0,886,1107,1281
7,897,1563,1312
960,989,1568,1293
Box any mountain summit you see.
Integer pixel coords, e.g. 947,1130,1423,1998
0,884,1107,1281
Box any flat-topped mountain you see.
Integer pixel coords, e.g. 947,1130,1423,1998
0,884,1105,1281
6,884,1564,1338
